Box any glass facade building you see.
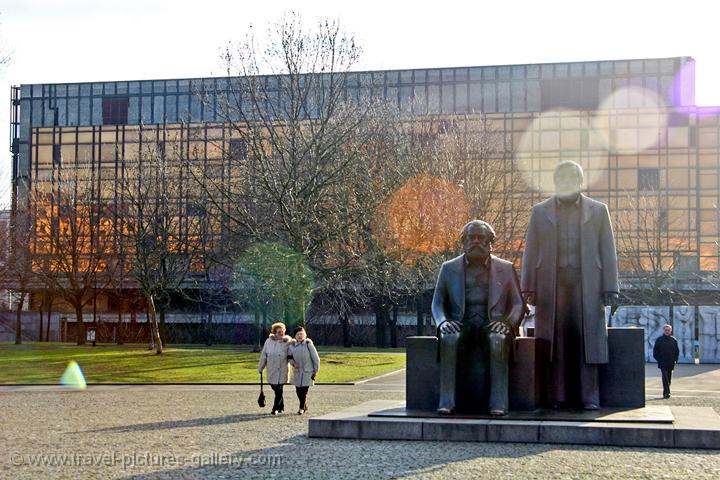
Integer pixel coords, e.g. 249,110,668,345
9,56,720,318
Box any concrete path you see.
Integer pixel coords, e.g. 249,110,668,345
645,363,720,398
1,363,718,397
2,365,720,479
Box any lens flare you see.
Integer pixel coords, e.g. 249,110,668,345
514,110,606,196
375,175,470,256
672,61,696,109
593,87,667,153
60,360,87,389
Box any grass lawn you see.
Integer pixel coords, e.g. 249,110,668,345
0,342,405,384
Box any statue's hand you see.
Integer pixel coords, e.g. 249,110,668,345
439,320,462,335
488,320,511,336
523,292,536,306
603,292,619,307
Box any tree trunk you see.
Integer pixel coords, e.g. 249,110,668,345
261,304,268,338
14,292,25,345
252,307,262,352
159,309,167,347
416,296,424,336
116,312,124,345
390,305,398,348
374,301,387,349
38,299,44,342
146,310,154,349
46,298,53,342
75,304,86,345
341,311,350,348
205,312,213,346
148,296,163,354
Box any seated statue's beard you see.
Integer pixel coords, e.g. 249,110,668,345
465,247,487,262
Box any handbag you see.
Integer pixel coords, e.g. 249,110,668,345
257,372,266,408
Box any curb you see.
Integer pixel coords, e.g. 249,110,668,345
353,368,406,385
0,369,407,388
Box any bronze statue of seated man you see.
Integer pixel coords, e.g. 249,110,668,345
431,220,525,415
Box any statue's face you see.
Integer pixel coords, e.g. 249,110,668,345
554,166,583,198
463,224,493,262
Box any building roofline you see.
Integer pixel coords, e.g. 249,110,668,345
15,56,695,89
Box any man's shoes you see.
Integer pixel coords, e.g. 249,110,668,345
271,410,278,415
663,394,670,399
297,409,305,415
437,406,454,415
583,403,599,411
490,408,507,417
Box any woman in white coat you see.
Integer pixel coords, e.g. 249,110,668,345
258,322,293,415
289,326,320,415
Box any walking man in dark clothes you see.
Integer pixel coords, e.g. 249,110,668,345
653,324,680,399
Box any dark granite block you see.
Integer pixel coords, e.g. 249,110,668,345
487,421,540,443
422,420,487,442
539,422,611,445
358,420,423,440
308,419,359,439
509,337,545,411
608,424,674,447
406,336,440,411
599,328,646,408
674,429,720,449
671,406,720,449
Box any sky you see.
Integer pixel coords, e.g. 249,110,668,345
1,0,719,204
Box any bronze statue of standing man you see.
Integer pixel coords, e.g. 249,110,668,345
521,161,619,410
432,220,525,415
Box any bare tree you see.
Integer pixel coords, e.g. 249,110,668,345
117,133,204,354
2,202,35,344
31,167,116,345
613,193,696,305
365,115,530,345
185,13,433,347
409,115,530,261
194,13,401,279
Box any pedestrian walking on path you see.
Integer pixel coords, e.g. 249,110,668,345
653,323,680,399
258,322,293,414
289,326,320,415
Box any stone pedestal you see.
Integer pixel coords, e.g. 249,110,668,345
600,327,645,407
309,400,720,449
406,337,439,410
407,327,645,411
406,336,542,411
510,337,545,411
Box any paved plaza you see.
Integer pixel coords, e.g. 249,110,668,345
1,364,719,479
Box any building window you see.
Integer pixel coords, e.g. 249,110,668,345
638,168,659,191
102,96,129,125
674,254,699,272
156,141,165,159
658,208,668,231
229,139,248,160
52,144,62,167
540,78,599,110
